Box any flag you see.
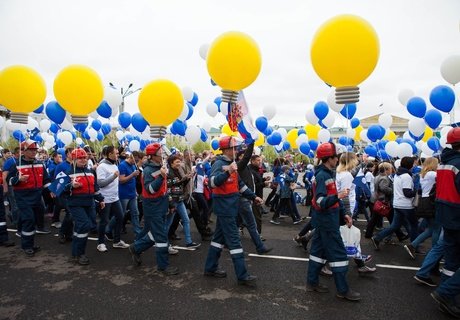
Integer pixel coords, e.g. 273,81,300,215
353,172,371,199
48,171,70,196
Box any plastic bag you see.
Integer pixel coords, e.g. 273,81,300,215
340,225,362,258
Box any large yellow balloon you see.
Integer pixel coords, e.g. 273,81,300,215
138,79,183,126
422,127,433,142
221,123,238,136
384,130,397,141
311,15,379,87
304,124,320,140
207,31,262,91
286,129,299,149
0,65,46,113
255,134,265,147
354,125,363,141
53,65,104,116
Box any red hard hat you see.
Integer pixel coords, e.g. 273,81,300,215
316,142,337,159
145,143,162,156
20,139,38,151
219,136,241,150
446,127,460,145
71,148,87,160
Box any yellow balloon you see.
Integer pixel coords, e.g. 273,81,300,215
286,129,299,149
255,133,265,147
207,31,262,91
221,123,238,136
354,125,363,141
53,65,104,116
304,124,320,140
138,79,184,126
311,15,379,87
422,127,433,142
213,149,222,155
0,65,46,113
384,130,397,141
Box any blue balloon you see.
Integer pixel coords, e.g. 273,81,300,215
299,142,311,155
169,124,177,135
45,101,66,124
430,85,456,113
211,139,219,150
172,120,186,136
427,137,441,152
210,78,217,86
313,101,329,120
401,139,417,154
318,120,327,129
267,132,282,146
350,118,360,129
255,116,269,132
424,109,442,130
56,139,65,148
214,97,222,111
124,133,133,141
340,104,357,119
308,151,315,158
186,102,194,120
379,151,390,160
308,140,319,151
200,128,208,142
282,141,291,151
298,129,306,135
91,119,102,131
49,122,60,134
82,130,91,140
263,126,273,136
96,101,112,118
34,133,43,143
118,112,131,129
74,123,88,133
57,148,66,160
13,130,25,142
34,104,44,114
409,131,423,142
101,123,112,135
367,125,385,142
97,131,104,141
189,92,199,106
378,140,388,150
140,140,148,151
406,97,426,118
338,136,353,146
364,145,378,157
131,113,148,132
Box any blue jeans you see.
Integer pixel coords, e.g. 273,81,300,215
411,218,438,249
120,197,141,239
238,198,266,253
416,229,444,279
98,200,123,244
374,208,417,242
167,201,192,245
290,193,301,220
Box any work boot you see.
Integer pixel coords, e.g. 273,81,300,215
158,266,179,276
237,275,257,287
337,289,361,301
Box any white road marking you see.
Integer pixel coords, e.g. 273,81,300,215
248,254,420,271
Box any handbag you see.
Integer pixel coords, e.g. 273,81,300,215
373,200,391,217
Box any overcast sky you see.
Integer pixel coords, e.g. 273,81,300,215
1,0,459,129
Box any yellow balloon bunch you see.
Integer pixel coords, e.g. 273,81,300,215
421,127,433,142
384,130,397,141
53,65,104,116
304,124,320,140
255,133,265,147
354,125,364,141
207,31,262,91
0,65,46,113
138,79,184,126
221,123,238,137
286,129,299,149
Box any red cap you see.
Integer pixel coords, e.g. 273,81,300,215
20,139,38,151
316,142,337,159
71,148,87,160
145,143,162,156
219,136,241,150
446,127,460,145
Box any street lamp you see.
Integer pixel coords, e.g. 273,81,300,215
109,82,141,114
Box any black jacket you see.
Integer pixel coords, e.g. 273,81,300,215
249,163,265,198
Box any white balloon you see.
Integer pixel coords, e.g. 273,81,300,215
128,140,141,152
182,87,194,102
421,142,434,156
440,55,460,85
322,112,336,128
253,146,261,156
59,131,73,146
185,125,201,145
318,129,331,143
6,119,19,131
415,140,424,151
440,134,451,149
44,141,55,150
41,132,49,141
276,128,288,139
220,102,228,116
296,134,308,147
327,90,344,112
262,105,277,120
45,135,55,143
88,128,98,140
39,119,51,132
397,143,413,158
385,141,399,158
408,117,426,137
178,102,189,121
26,117,39,131
403,131,412,140
394,159,401,169
360,129,370,143
115,131,125,140
75,137,83,145
0,117,4,129
378,113,393,129
441,126,453,136
206,103,218,117
398,89,415,106
199,43,209,60
346,128,355,138
61,118,74,131
201,121,211,132
90,110,99,119
305,108,319,125
105,87,122,111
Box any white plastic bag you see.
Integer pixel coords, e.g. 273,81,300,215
340,225,362,258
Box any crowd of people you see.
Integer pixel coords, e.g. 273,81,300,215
0,126,459,317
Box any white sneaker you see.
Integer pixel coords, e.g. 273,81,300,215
51,222,62,229
168,245,179,255
97,244,108,252
113,240,129,249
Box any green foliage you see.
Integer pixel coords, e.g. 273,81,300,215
191,140,211,154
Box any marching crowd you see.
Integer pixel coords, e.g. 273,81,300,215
0,127,459,317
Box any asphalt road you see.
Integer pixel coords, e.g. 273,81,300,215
0,191,449,320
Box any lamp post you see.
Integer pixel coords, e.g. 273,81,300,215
109,82,141,114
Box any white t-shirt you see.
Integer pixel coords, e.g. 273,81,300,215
96,161,119,203
365,171,375,194
420,171,436,197
336,171,356,213
393,173,414,209
194,174,205,193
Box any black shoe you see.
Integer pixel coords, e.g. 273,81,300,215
257,247,273,255
32,246,41,253
0,240,15,247
337,289,361,301
129,244,142,266
306,283,329,293
77,255,90,265
414,275,437,287
105,233,114,242
398,234,409,242
238,275,257,287
371,237,380,250
158,266,179,276
204,269,227,278
431,291,460,318
186,242,201,249
58,234,67,244
23,248,35,257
